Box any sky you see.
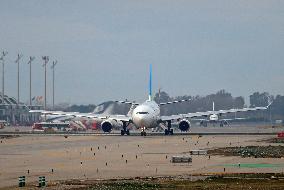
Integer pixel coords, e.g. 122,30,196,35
0,0,283,105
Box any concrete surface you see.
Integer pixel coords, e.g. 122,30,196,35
1,130,284,188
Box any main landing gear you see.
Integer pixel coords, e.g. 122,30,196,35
220,121,229,127
164,120,173,135
200,121,208,127
121,122,130,136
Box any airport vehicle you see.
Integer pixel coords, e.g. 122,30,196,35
193,102,246,127
30,65,271,136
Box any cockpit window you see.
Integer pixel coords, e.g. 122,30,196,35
136,112,149,114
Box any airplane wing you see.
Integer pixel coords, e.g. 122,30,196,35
106,115,131,122
159,99,191,106
190,117,246,123
115,100,139,106
221,117,247,122
191,118,209,122
29,110,131,121
160,105,269,121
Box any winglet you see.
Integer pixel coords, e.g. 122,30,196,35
266,100,273,108
148,64,152,101
265,96,273,109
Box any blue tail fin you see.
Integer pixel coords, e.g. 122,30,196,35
148,64,152,101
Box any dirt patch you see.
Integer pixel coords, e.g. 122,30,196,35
0,135,20,139
208,146,284,158
262,138,284,144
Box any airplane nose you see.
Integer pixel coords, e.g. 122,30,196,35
139,115,146,125
134,115,147,127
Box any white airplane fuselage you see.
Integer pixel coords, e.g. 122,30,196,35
132,100,160,129
209,114,219,122
208,102,218,122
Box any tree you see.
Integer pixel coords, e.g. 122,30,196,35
271,95,284,118
234,96,245,108
249,92,270,107
154,91,171,104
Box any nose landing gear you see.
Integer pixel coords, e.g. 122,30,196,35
140,127,146,136
141,131,147,136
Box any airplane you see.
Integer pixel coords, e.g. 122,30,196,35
30,65,271,136
192,102,247,127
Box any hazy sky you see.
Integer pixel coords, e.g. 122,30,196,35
0,0,283,105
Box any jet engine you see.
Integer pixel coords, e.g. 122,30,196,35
178,119,191,131
101,119,122,133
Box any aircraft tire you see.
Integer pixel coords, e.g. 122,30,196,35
165,129,169,135
141,131,146,136
121,130,125,136
170,129,174,135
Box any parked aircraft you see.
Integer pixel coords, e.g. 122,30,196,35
193,102,246,127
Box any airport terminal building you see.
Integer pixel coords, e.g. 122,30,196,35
0,94,42,125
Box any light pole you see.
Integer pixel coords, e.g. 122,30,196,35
15,54,23,104
51,60,57,110
27,56,35,106
0,51,8,105
42,56,49,110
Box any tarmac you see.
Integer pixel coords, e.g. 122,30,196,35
1,124,284,188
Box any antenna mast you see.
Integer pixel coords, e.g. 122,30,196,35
27,56,35,106
0,51,8,105
51,60,57,109
15,54,23,104
42,56,49,110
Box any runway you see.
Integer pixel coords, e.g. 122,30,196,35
1,124,284,188
0,123,283,136
0,131,280,136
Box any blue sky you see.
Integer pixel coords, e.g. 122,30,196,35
0,0,283,105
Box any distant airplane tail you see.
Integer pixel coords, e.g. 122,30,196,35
127,104,136,117
266,96,273,108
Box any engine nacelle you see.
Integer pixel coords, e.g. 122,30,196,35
178,119,191,131
101,119,122,133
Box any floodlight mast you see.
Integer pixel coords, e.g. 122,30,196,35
0,51,8,105
51,60,57,109
27,56,35,106
42,56,49,110
15,54,23,104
